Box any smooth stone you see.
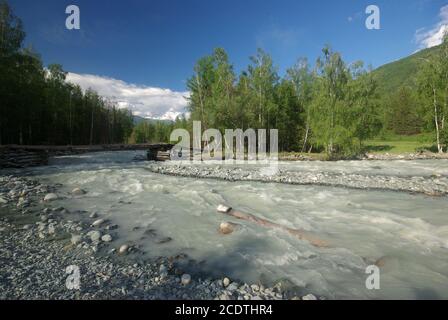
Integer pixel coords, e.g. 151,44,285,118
71,235,82,245
223,277,230,287
302,294,317,300
87,230,101,242
72,188,86,195
89,212,98,218
44,193,58,202
92,219,105,227
119,244,129,254
101,234,112,242
181,274,191,286
0,197,7,204
219,222,238,235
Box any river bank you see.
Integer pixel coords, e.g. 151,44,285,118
146,161,448,196
0,175,315,300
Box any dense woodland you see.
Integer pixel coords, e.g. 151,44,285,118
133,36,448,156
0,1,133,146
2,0,448,156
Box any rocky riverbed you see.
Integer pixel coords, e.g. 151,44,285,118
0,175,317,300
146,162,448,196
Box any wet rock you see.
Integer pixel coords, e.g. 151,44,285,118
223,277,230,287
219,222,238,235
101,234,112,242
105,224,118,231
181,274,191,286
92,219,105,227
71,188,86,196
302,294,317,300
89,212,98,219
0,197,8,204
118,244,129,254
71,234,82,245
44,193,58,202
155,237,172,244
87,230,101,242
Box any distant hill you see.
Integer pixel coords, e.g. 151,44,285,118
133,115,174,125
372,45,440,96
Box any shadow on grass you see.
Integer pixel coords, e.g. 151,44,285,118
363,145,394,152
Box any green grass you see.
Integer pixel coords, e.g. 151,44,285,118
364,133,434,154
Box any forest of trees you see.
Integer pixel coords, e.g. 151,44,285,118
0,1,133,145
181,34,448,156
2,0,448,156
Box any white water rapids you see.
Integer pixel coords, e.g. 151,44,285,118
24,151,448,299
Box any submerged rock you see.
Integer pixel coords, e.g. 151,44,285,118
302,294,317,300
44,193,58,202
219,222,239,235
101,234,112,242
71,188,87,196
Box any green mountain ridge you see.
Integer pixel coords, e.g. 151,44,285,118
372,45,441,96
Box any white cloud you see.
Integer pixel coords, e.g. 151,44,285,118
415,5,448,49
66,73,190,121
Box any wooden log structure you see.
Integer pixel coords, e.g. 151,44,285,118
0,148,49,169
0,143,174,168
217,205,329,248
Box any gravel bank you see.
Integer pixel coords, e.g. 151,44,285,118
146,163,448,196
0,175,317,300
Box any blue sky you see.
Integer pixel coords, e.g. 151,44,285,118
8,0,448,119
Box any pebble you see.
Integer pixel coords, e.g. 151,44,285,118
118,244,129,254
101,234,112,242
92,219,105,227
223,277,230,287
302,294,318,300
181,274,191,286
219,222,237,235
44,193,58,202
87,230,101,242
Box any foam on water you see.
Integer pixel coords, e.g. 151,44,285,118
26,151,448,299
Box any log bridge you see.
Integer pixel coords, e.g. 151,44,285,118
0,143,174,169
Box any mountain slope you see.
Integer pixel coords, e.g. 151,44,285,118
373,45,440,96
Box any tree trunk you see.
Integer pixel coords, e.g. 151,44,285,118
433,87,442,153
90,106,94,145
301,111,310,153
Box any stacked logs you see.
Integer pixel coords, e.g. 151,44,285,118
0,148,49,168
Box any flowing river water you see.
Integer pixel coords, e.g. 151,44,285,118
22,151,448,299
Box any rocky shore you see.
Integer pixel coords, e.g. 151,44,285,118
146,163,448,196
0,175,317,300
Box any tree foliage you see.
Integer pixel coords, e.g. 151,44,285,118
0,1,133,145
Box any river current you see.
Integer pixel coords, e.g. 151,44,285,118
22,151,448,299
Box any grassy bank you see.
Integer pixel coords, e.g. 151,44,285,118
364,133,434,154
